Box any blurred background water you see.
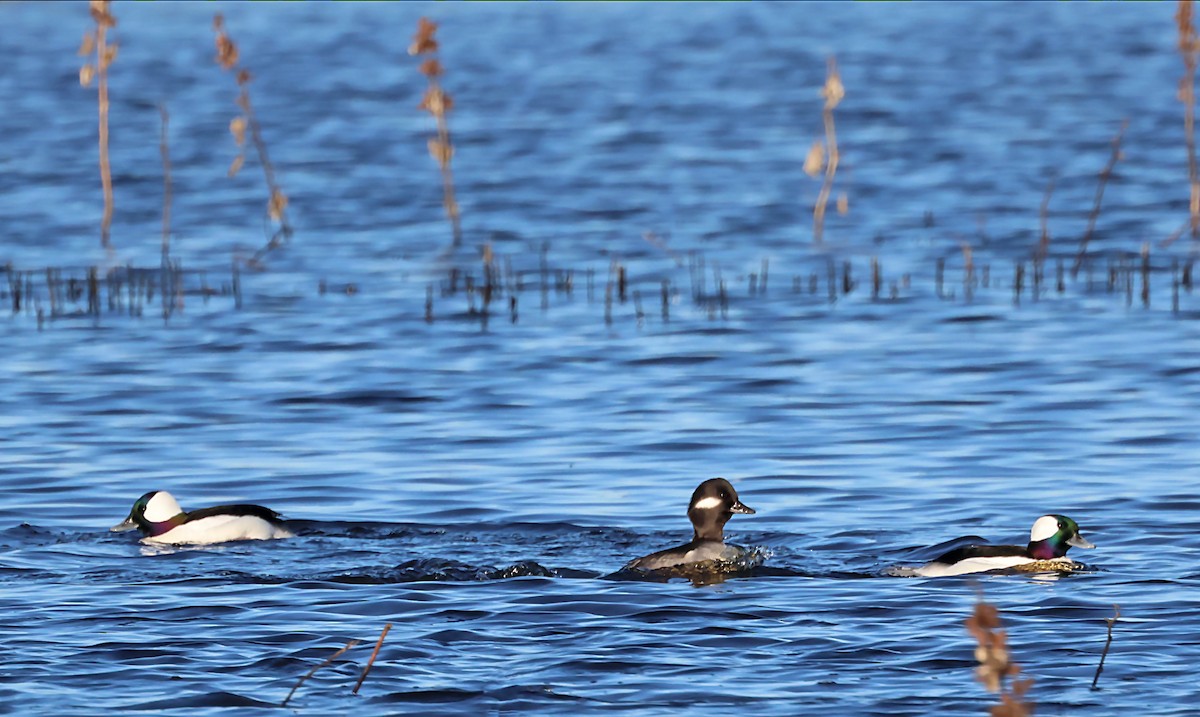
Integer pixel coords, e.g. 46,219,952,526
2,2,1199,715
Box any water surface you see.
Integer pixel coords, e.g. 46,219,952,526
2,3,1199,715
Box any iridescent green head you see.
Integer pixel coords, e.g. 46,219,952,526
1027,514,1094,559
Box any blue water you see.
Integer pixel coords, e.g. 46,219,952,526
2,2,1199,714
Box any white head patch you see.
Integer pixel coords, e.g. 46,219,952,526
145,491,184,522
692,496,724,510
1030,515,1058,542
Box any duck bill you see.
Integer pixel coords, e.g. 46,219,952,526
110,517,138,533
730,501,756,515
1067,534,1095,549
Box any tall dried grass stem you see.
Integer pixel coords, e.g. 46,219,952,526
212,14,293,266
812,57,844,244
80,1,118,250
1091,604,1120,690
1036,172,1056,262
412,18,462,248
966,585,1034,717
352,623,392,695
280,639,360,708
1073,120,1128,277
1179,0,1200,238
159,105,172,263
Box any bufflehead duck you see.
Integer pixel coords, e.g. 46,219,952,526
912,514,1094,577
111,490,294,545
624,478,757,573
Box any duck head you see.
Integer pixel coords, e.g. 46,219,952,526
688,477,755,542
1027,514,1094,560
111,491,187,537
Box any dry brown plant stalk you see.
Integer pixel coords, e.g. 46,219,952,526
642,231,684,267
78,0,118,250
966,590,1035,717
1166,1,1200,247
1072,120,1128,277
1090,604,1120,690
212,14,293,267
1036,173,1056,263
410,18,462,248
159,104,174,321
352,622,392,695
159,104,172,263
1180,0,1200,240
280,639,361,708
806,57,844,244
960,241,975,283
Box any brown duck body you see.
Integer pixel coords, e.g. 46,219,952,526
624,478,756,573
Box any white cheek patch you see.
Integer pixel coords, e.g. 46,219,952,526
1030,515,1058,542
692,496,724,510
144,492,184,522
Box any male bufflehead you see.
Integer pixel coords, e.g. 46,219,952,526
912,514,1094,577
111,490,294,545
624,477,757,572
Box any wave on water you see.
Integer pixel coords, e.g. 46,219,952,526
319,558,571,584
1,521,1099,587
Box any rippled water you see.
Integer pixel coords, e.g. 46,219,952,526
3,2,1200,715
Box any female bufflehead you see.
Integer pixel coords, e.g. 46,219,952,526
111,490,294,545
912,514,1094,577
624,477,757,572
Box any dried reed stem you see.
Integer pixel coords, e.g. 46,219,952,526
1141,243,1152,307
1179,0,1200,240
242,90,293,263
411,18,462,248
960,241,975,292
159,104,173,321
642,231,684,266
966,586,1034,717
280,639,360,708
1036,172,1056,262
1163,217,1192,248
213,14,293,267
159,105,172,264
810,57,844,244
1073,120,1128,277
352,623,392,695
96,20,112,250
1090,604,1120,690
79,1,117,250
